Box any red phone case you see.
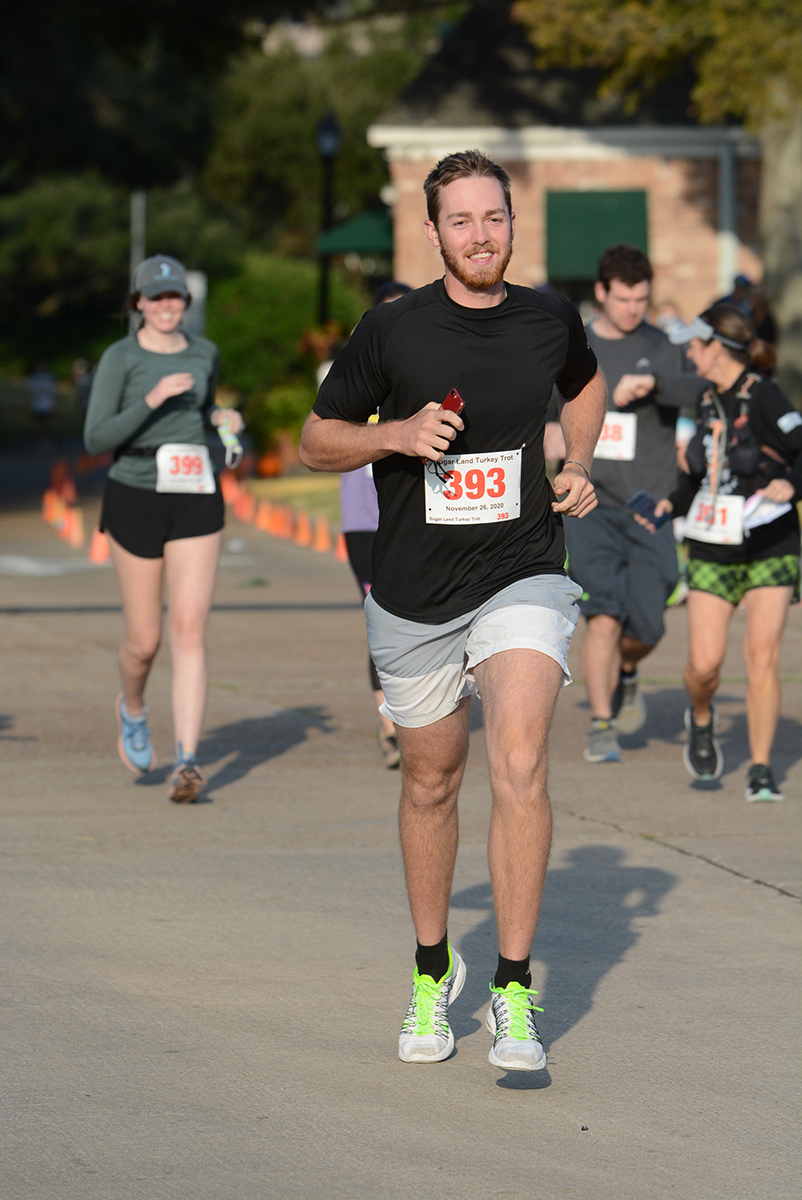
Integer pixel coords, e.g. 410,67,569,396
421,389,465,464
442,388,465,415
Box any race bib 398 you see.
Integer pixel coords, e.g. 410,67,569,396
424,449,521,525
594,411,637,461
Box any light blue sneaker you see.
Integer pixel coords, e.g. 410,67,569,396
116,694,154,773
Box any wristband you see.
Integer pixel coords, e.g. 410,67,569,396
563,459,590,480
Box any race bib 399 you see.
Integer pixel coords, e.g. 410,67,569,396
424,449,521,525
155,443,216,494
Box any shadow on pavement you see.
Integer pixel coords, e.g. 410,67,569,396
614,686,802,785
0,713,36,742
450,845,676,1085
134,706,335,795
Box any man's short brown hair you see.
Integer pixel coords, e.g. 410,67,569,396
423,150,512,227
597,244,653,290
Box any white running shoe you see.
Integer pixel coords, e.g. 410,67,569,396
486,981,546,1071
398,945,466,1064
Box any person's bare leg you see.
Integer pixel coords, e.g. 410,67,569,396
582,614,622,718
374,690,396,739
684,590,733,724
394,699,471,945
620,635,655,674
473,649,564,959
742,586,793,764
108,534,164,715
164,531,222,756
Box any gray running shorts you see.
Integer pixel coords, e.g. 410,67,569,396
365,575,582,728
563,507,679,646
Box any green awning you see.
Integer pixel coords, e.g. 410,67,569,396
546,190,648,280
316,210,393,256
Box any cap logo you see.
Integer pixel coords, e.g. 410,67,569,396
159,262,175,278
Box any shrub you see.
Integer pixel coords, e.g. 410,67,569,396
206,252,366,395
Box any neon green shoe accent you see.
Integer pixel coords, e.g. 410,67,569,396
398,945,466,1064
486,980,546,1070
488,982,543,1041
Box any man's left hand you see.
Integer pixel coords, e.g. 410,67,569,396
552,466,597,518
613,374,655,408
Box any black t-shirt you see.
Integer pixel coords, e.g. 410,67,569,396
669,371,802,563
313,279,597,622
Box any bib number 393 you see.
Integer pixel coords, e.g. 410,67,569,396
685,489,744,545
424,449,521,525
155,443,216,494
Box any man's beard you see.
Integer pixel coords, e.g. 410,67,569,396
439,238,513,290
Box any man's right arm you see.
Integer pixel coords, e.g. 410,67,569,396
299,405,464,473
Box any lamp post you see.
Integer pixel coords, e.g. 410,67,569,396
315,111,341,326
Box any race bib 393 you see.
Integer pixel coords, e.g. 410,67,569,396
424,449,521,525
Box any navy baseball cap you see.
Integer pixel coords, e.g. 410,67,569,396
133,255,189,299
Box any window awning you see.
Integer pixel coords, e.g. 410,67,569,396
316,210,393,256
547,191,648,280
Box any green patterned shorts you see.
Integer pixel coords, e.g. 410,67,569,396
687,554,801,606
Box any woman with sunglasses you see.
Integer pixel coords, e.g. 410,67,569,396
84,255,243,803
640,305,801,801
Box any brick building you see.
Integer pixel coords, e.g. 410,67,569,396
368,1,761,319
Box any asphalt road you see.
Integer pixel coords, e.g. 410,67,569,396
2,499,799,1199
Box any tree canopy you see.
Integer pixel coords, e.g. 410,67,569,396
512,0,802,127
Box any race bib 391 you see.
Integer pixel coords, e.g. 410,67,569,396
424,449,521,525
685,489,744,545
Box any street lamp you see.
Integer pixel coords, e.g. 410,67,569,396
315,111,341,326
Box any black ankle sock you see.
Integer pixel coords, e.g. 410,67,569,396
494,954,531,990
416,933,450,981
621,666,637,678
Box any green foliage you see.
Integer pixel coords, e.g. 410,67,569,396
512,0,802,126
204,13,455,248
0,173,128,371
244,382,318,453
0,173,246,372
206,252,366,394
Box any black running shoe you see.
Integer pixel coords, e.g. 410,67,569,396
682,707,723,781
745,763,784,802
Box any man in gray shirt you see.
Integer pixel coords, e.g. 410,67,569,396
560,245,704,764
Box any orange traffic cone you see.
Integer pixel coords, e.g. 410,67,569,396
52,495,67,531
42,489,57,524
280,506,294,540
87,527,110,563
255,499,272,532
294,510,313,547
312,516,332,553
220,470,240,506
58,506,73,543
67,506,85,548
335,532,348,562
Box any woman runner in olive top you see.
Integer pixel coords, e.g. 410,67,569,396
84,254,244,803
640,304,801,802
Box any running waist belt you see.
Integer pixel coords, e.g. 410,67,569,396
115,446,160,458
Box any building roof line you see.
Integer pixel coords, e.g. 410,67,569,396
368,124,761,162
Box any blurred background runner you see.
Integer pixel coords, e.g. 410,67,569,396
556,245,706,764
330,281,412,769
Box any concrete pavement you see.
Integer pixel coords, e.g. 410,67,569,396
1,498,799,1198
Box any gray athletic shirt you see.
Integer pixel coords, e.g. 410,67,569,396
585,321,704,508
83,333,220,490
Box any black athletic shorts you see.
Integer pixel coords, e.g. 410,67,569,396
100,477,225,559
563,506,679,647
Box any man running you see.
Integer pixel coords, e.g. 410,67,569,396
300,150,606,1071
558,245,704,763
